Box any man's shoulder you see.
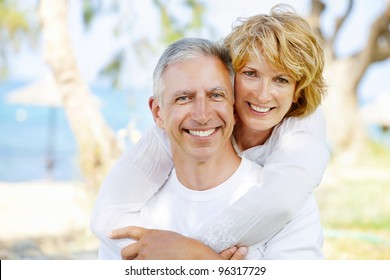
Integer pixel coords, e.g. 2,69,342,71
237,157,263,182
240,157,263,171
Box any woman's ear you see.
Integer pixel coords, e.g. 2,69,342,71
149,96,164,128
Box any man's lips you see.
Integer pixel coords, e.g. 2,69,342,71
184,128,217,137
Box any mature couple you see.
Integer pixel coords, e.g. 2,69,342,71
90,4,329,260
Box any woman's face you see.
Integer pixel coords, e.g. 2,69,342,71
234,57,296,134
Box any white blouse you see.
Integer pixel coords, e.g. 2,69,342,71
90,107,329,254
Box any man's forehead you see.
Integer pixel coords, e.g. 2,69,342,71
162,57,231,86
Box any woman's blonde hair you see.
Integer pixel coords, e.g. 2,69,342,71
224,4,326,117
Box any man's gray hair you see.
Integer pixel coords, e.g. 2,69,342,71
153,38,234,104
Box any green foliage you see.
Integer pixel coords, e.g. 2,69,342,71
95,0,206,88
0,0,32,78
153,0,182,43
316,143,390,259
81,0,103,29
324,235,390,259
186,0,204,30
0,3,29,35
98,50,124,88
153,0,205,44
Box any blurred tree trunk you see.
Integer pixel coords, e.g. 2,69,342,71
309,0,390,160
39,0,121,189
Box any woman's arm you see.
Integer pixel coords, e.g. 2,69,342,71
89,125,173,258
200,108,329,252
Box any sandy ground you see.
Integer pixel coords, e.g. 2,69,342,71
0,180,99,259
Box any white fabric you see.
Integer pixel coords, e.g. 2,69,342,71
98,158,323,260
90,107,329,256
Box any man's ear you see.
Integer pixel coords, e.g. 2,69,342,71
149,96,164,128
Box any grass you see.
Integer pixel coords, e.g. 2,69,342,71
316,142,390,259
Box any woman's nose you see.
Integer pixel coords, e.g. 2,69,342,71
255,79,272,103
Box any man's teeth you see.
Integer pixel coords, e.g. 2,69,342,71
188,129,216,137
250,104,271,113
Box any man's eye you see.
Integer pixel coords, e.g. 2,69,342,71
210,93,223,99
176,96,189,102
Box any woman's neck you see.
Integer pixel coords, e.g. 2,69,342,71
233,121,273,151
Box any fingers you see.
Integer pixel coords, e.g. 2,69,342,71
219,246,238,260
229,246,247,260
219,246,248,260
120,243,139,260
109,226,149,240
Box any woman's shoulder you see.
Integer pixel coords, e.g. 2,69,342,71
276,106,326,135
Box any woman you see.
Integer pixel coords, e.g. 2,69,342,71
90,4,328,259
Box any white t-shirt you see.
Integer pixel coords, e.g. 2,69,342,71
97,158,323,259
91,107,329,256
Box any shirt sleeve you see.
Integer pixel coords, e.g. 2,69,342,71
260,195,324,259
89,125,173,257
200,108,330,253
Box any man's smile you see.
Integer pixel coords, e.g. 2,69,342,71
184,128,218,137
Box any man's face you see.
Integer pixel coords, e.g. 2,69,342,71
152,56,235,164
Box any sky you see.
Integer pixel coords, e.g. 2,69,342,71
8,0,390,104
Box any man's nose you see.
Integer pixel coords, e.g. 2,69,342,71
191,97,212,124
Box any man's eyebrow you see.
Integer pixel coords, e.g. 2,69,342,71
172,90,195,97
171,87,228,97
208,86,229,93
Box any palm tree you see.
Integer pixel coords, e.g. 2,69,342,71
39,0,121,189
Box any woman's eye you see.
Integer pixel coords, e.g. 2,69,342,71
244,71,256,77
275,77,289,84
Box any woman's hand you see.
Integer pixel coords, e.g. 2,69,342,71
110,226,247,260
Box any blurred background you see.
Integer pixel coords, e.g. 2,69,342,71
0,0,389,259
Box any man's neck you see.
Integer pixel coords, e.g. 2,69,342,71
173,144,241,191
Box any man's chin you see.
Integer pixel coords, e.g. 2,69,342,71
187,149,216,163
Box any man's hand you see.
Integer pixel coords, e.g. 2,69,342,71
220,246,248,260
110,226,247,260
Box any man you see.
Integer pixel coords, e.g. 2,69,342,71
92,38,323,260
